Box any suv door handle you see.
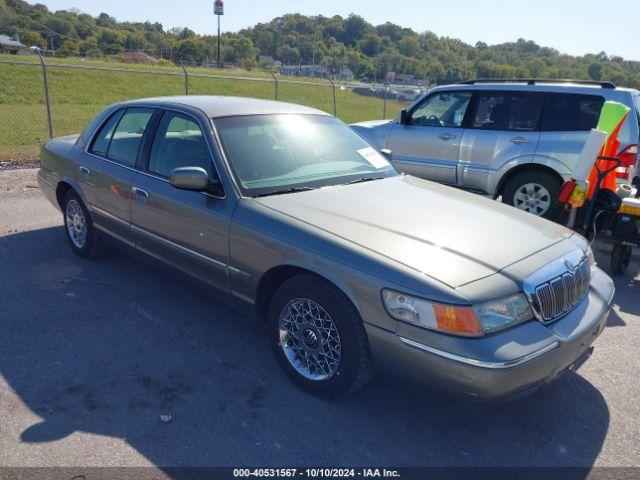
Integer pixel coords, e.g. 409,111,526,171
131,186,149,198
79,166,90,175
438,132,456,141
511,136,533,145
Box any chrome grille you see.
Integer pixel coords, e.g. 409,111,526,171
530,259,590,322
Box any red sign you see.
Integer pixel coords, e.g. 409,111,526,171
214,0,224,15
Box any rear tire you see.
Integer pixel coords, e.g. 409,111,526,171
268,274,374,397
502,170,563,220
62,190,109,259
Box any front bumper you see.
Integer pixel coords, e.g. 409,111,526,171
365,267,614,399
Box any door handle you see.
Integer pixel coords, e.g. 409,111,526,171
438,133,456,141
511,136,533,145
79,166,90,175
131,186,149,198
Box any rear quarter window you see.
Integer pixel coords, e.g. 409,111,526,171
541,94,604,132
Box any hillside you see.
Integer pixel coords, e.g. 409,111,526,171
1,0,640,88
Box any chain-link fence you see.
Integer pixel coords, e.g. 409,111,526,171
0,57,414,166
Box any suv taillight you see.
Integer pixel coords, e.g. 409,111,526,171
616,144,638,179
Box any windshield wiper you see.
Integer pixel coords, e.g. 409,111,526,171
254,186,316,198
346,176,384,185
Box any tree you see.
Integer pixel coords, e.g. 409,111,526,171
398,36,420,57
96,12,115,28
360,33,381,56
19,29,44,48
125,31,147,51
177,38,200,63
277,44,299,64
342,14,367,46
588,63,603,81
97,29,124,55
2,0,640,87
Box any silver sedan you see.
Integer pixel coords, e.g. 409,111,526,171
38,96,614,398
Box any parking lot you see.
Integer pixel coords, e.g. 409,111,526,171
1,169,639,473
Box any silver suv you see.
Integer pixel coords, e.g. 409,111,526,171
352,80,640,218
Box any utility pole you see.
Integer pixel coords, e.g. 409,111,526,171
217,15,221,67
214,0,224,68
312,28,317,65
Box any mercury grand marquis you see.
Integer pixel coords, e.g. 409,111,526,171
38,96,615,398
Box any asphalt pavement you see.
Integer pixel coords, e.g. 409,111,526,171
1,169,639,475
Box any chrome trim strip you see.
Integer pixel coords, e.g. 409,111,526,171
398,337,560,369
130,224,226,270
85,151,138,173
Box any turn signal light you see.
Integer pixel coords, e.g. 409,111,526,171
432,304,483,336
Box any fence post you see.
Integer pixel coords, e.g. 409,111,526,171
382,82,389,120
33,47,53,139
180,62,189,95
269,70,278,100
328,77,337,116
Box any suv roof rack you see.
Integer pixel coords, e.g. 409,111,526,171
458,78,617,89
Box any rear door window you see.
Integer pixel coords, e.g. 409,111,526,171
90,110,124,156
470,92,544,131
106,108,154,166
541,94,604,132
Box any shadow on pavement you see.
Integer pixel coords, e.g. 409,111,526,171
0,227,613,472
593,243,640,327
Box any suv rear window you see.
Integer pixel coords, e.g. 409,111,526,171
542,94,604,132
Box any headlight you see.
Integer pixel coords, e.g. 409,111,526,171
382,289,483,337
472,293,534,334
586,246,596,269
382,290,534,336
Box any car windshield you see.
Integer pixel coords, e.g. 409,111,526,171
213,114,397,196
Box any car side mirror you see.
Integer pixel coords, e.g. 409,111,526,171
170,167,219,194
400,109,409,125
380,149,393,160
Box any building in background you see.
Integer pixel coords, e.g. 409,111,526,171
282,64,330,78
339,69,354,81
0,34,28,55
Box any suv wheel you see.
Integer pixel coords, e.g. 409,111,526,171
268,274,374,397
62,190,109,258
502,170,562,219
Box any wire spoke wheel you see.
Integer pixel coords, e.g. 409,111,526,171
278,298,342,381
513,182,552,216
65,199,88,249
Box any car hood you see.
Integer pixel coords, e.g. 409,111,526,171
255,175,575,288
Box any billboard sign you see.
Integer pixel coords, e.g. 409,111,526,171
214,0,224,15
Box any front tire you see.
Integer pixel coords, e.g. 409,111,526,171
62,190,108,259
502,170,562,220
268,274,374,397
610,244,632,276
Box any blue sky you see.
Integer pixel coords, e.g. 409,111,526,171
34,0,640,61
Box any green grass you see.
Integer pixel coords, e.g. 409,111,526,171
0,55,404,163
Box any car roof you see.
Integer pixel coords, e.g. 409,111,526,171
117,95,331,118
